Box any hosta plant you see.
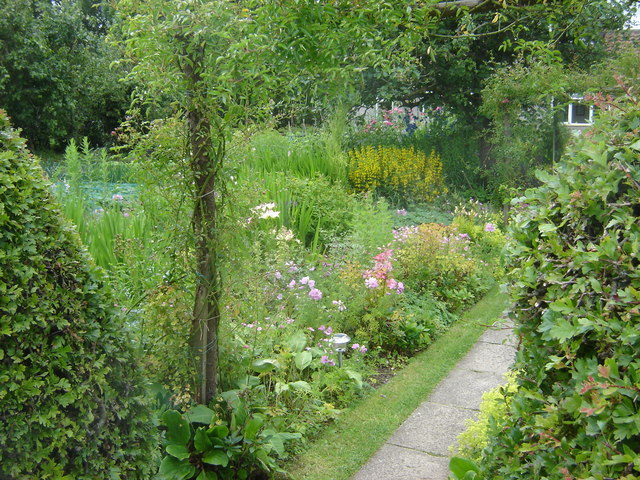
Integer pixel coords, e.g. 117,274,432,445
158,392,301,480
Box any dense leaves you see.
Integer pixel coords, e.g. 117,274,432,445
0,111,157,478
0,0,130,149
479,91,640,477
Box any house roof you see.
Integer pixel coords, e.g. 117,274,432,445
604,28,640,50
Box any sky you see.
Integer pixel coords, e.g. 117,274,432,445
628,5,640,27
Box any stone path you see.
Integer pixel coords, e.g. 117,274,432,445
351,323,516,480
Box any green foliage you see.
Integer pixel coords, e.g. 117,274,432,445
347,107,483,195
479,60,576,196
261,173,356,249
158,394,301,480
241,129,347,183
0,0,131,149
394,223,488,311
0,111,157,477
478,91,640,478
347,145,445,205
453,372,518,462
449,457,482,480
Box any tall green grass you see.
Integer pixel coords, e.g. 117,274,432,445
240,130,347,183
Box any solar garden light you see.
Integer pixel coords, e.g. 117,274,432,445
331,333,351,367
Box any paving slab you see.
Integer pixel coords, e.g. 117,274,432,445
427,368,507,410
454,342,515,373
388,402,478,455
477,323,516,346
351,444,449,480
351,323,518,480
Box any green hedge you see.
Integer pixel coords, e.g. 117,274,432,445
0,110,157,478
479,94,640,477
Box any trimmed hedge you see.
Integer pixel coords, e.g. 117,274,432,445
479,95,640,477
0,110,157,478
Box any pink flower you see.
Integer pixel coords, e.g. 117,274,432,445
112,194,123,201
365,277,379,289
485,223,496,232
351,343,360,350
274,271,282,280
387,278,398,290
288,280,296,289
396,208,407,216
300,276,310,285
396,282,405,294
309,288,323,300
308,279,316,288
360,346,368,353
321,355,335,366
318,325,326,331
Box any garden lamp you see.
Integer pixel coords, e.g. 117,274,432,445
331,333,351,367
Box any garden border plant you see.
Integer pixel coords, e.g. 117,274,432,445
283,286,509,480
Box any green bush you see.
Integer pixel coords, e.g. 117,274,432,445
157,395,301,480
0,111,158,478
479,92,640,478
453,372,518,462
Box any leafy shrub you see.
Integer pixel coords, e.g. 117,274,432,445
346,107,483,196
242,129,347,183
243,172,355,250
453,372,518,462
347,145,445,205
478,91,640,478
394,223,485,311
141,284,196,405
158,394,301,480
0,111,157,477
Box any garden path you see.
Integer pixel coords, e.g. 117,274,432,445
351,322,516,480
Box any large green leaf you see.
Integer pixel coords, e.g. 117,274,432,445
196,471,218,480
244,417,263,441
159,455,196,480
194,428,213,453
186,405,215,425
162,410,191,445
251,358,278,373
166,444,191,460
294,351,312,370
286,330,307,352
202,449,229,467
449,457,480,480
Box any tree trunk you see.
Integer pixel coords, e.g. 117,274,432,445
181,38,222,405
189,111,221,405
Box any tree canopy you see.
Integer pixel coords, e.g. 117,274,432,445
0,0,130,150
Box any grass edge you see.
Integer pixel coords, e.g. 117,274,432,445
283,285,510,480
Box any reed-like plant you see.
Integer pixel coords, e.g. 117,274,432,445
241,130,347,183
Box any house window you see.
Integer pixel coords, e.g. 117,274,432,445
562,100,593,125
